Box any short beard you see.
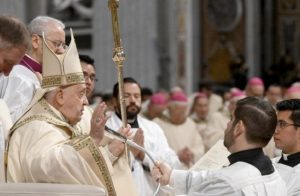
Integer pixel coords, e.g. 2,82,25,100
126,105,141,120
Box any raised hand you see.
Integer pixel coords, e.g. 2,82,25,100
90,102,109,146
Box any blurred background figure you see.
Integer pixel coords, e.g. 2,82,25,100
284,86,300,99
154,91,204,168
198,82,223,115
265,84,282,107
189,93,210,139
245,77,265,97
142,92,168,120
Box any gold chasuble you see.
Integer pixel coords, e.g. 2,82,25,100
7,29,137,196
8,98,137,196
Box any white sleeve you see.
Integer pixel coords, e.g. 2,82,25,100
3,68,38,123
170,169,236,195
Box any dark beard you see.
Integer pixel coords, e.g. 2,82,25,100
126,104,141,120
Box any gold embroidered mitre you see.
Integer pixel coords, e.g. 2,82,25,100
41,29,85,88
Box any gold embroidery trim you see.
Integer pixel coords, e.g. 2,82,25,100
42,73,85,88
42,75,62,88
68,136,117,196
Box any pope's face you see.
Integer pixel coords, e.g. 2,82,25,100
60,83,88,125
0,46,26,75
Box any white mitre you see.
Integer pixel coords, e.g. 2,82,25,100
42,29,85,89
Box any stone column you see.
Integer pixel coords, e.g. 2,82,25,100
245,0,261,77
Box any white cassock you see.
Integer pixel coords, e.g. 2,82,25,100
106,112,182,196
208,94,223,114
1,65,40,123
273,156,300,196
170,162,286,196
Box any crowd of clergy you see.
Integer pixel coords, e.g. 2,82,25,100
0,14,299,196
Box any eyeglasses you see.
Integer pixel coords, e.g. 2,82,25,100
84,73,98,82
36,34,68,50
276,120,300,129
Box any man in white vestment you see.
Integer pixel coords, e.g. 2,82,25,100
198,82,223,114
106,77,182,196
152,97,287,196
273,99,300,195
154,91,204,168
245,77,265,98
2,16,66,123
0,15,29,181
7,30,138,196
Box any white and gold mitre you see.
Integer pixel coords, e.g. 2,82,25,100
41,29,85,89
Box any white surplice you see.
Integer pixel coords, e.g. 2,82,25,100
273,157,300,196
170,162,287,196
2,65,40,123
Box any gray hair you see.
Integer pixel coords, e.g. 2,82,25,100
28,16,65,36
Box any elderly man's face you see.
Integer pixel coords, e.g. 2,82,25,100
59,83,88,125
33,22,66,64
0,46,26,75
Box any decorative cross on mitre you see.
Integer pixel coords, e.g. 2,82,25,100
41,29,85,89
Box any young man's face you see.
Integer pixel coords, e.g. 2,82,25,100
224,115,236,151
81,62,96,100
274,110,300,154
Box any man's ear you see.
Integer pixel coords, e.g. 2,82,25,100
31,34,40,50
56,89,65,105
233,120,245,137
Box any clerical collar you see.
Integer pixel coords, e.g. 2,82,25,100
279,151,300,167
228,148,274,175
20,54,42,73
115,112,139,128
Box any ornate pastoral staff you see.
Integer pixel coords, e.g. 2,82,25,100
108,0,127,128
106,2,161,195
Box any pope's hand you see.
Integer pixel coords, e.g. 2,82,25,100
90,102,109,146
108,125,132,157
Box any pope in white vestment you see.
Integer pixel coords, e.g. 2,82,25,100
7,30,138,196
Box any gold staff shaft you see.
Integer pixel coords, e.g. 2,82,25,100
108,0,127,128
